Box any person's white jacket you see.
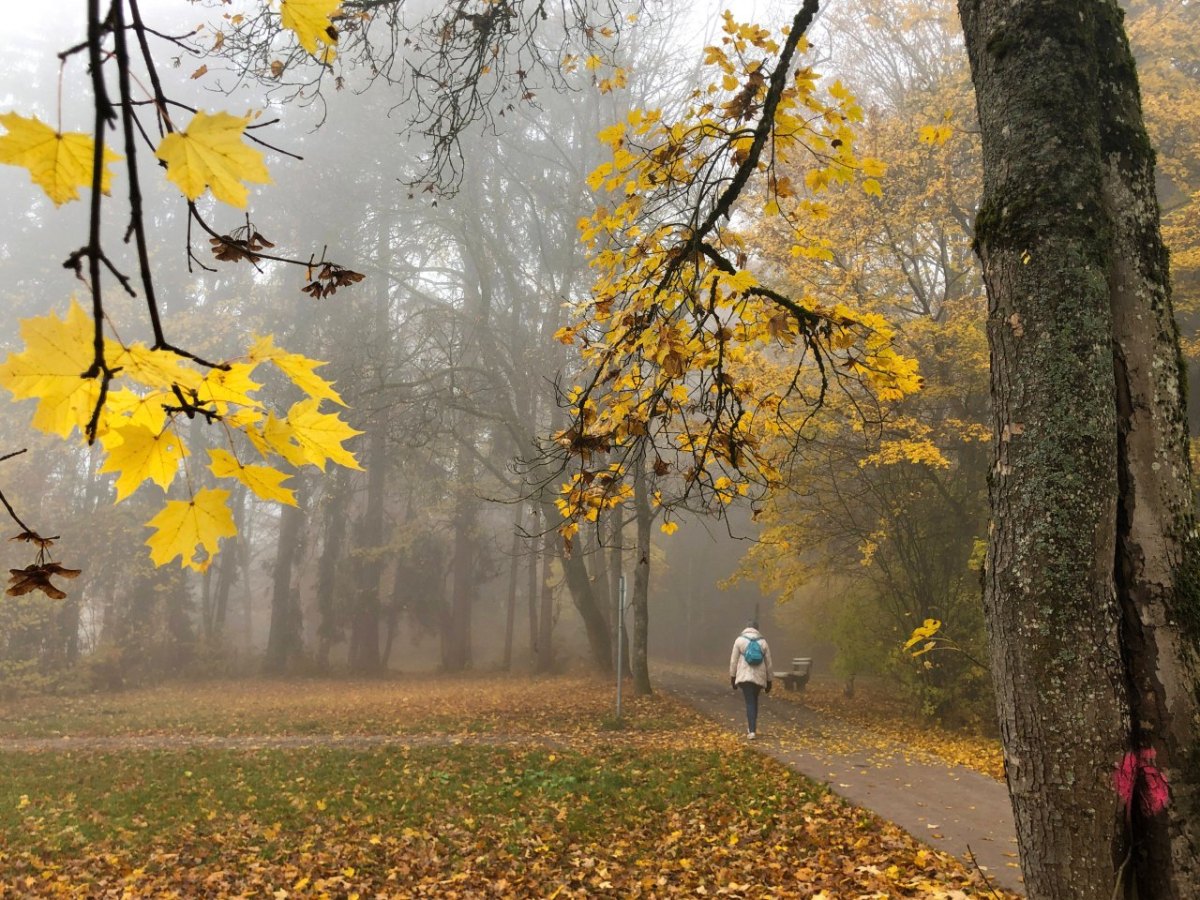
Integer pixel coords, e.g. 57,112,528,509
730,627,774,687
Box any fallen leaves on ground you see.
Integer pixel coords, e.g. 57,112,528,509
660,664,1004,781
779,679,1004,781
0,676,1014,897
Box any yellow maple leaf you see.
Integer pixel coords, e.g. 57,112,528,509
0,298,103,438
195,362,263,411
208,447,297,506
282,398,363,470
155,111,271,208
903,618,942,651
105,388,174,434
256,410,309,466
0,112,121,206
249,335,344,405
99,423,188,501
109,343,202,392
279,0,342,57
144,487,237,571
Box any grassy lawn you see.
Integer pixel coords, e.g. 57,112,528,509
0,677,1014,897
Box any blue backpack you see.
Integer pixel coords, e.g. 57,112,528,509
743,637,764,666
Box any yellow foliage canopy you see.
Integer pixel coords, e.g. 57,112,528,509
555,11,920,531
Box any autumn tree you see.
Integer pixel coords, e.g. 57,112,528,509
730,0,992,724
957,0,1200,894
550,0,1200,894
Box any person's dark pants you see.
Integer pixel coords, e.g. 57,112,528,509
739,682,762,733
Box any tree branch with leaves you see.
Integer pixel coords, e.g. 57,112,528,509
550,1,921,545
0,0,365,587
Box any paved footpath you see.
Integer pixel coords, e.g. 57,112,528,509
657,669,1024,896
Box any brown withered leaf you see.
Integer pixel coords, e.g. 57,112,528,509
653,457,670,476
190,64,208,80
7,563,80,600
9,530,56,550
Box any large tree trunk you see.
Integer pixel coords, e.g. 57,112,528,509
959,0,1200,895
561,542,613,674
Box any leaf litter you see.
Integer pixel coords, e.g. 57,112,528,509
0,676,1016,897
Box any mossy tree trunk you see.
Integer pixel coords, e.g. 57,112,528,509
959,0,1200,895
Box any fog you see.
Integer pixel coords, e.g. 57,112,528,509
2,0,1193,741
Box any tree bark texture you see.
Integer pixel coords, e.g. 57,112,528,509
959,0,1200,895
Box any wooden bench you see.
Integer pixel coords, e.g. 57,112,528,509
774,657,812,692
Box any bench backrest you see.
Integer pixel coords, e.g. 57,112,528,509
791,657,812,675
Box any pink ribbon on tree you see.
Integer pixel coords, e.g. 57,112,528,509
1114,748,1170,817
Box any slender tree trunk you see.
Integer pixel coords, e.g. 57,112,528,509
528,504,541,670
535,529,556,674
631,453,652,695
502,505,522,670
210,484,245,644
1097,8,1200,890
263,500,306,675
444,439,477,672
349,424,387,675
959,0,1200,895
315,470,350,671
608,509,631,677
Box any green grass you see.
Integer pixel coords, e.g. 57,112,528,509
0,744,805,852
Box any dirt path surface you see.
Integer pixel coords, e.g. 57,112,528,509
657,669,1024,896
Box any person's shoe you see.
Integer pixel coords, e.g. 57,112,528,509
747,731,756,740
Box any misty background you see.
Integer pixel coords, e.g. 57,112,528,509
2,0,1194,735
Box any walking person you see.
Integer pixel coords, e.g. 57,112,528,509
730,620,773,739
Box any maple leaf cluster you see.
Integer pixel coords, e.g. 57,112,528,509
0,305,361,572
0,1,366,581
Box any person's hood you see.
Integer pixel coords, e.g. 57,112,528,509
741,628,763,640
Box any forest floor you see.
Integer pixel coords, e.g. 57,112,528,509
0,674,1017,898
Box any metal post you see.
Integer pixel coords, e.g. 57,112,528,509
616,573,626,719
